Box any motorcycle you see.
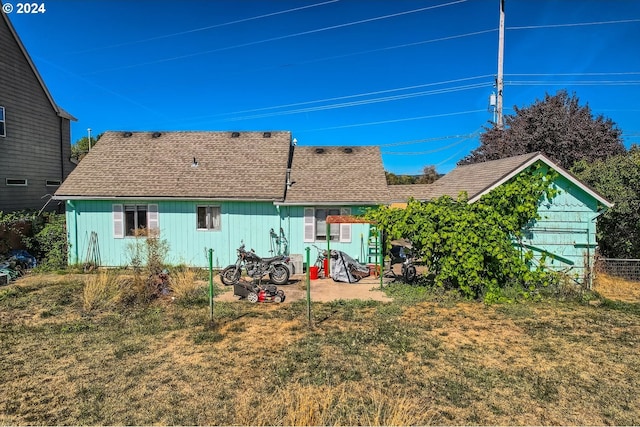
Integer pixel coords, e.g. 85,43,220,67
220,243,291,286
387,239,418,283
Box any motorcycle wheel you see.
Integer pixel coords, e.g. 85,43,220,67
247,292,258,303
403,265,417,283
269,264,290,285
221,266,241,286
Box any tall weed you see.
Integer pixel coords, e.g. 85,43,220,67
83,271,120,312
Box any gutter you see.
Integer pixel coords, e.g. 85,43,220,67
275,201,385,207
53,195,285,202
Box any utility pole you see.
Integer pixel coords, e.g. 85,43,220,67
88,128,92,151
496,0,505,129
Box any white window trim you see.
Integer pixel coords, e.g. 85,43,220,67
46,180,62,187
113,203,159,239
303,207,351,243
6,178,27,186
197,205,221,231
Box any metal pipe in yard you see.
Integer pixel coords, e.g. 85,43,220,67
379,229,383,290
208,248,214,321
326,223,331,277
305,246,311,328
378,229,383,290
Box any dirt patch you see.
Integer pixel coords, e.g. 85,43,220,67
214,274,392,303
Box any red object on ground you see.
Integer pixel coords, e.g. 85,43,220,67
323,258,329,277
310,266,319,280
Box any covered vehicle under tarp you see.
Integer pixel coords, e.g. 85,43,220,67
330,250,370,283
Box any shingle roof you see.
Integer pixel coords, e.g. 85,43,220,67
55,131,292,200
283,146,389,204
388,184,434,202
389,152,612,208
423,152,542,201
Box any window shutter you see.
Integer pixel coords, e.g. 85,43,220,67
147,204,159,233
304,208,315,242
340,208,351,242
113,204,124,238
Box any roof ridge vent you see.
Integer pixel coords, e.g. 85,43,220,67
152,132,162,138
123,131,133,138
231,132,240,138
343,147,353,154
315,148,325,154
263,132,271,138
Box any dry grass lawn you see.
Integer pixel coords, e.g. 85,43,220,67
0,272,639,425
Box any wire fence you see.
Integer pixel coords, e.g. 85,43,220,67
595,258,640,282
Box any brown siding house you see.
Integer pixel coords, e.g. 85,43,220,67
0,9,76,212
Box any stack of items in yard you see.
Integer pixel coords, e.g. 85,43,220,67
0,250,36,285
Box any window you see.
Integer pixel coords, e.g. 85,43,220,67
125,205,147,236
113,204,158,238
304,207,351,242
197,206,221,230
46,180,61,186
0,107,5,137
6,178,27,186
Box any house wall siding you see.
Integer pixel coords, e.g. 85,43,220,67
66,200,375,269
67,200,286,268
522,174,602,282
279,205,374,266
0,15,73,212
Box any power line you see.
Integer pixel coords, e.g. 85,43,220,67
86,0,468,75
382,132,480,155
507,72,640,77
507,80,640,86
218,83,492,123
180,75,493,123
379,133,477,147
66,0,341,55
507,18,640,30
300,109,487,132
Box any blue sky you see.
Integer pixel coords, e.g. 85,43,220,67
6,0,640,174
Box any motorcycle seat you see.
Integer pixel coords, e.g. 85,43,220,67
261,256,284,263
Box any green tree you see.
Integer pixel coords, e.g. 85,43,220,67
366,166,558,302
386,165,441,185
460,90,626,169
71,133,102,161
571,146,640,258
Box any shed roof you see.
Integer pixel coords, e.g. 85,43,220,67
55,131,292,201
426,152,542,201
390,152,613,208
283,146,389,205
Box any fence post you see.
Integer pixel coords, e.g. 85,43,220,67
208,248,214,321
306,246,312,328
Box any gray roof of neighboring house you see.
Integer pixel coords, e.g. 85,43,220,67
387,184,434,202
55,131,292,201
283,146,389,205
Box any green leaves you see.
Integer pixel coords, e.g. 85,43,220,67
365,167,558,302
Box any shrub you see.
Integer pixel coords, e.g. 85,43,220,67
170,268,205,299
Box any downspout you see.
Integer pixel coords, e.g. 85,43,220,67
68,200,78,264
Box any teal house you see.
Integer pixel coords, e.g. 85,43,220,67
53,131,387,269
390,152,613,285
